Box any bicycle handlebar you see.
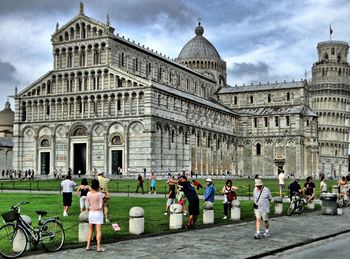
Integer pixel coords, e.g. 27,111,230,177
11,201,29,210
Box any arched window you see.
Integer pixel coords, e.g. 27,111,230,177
337,55,341,63
171,130,175,143
234,96,237,105
256,143,261,155
111,135,122,145
93,50,99,65
250,95,254,104
267,94,271,103
338,68,341,76
331,48,335,55
73,127,86,136
286,92,290,101
80,51,85,66
324,53,329,61
41,139,50,147
67,52,72,68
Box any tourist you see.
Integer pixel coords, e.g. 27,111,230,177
253,179,272,239
77,178,91,212
170,175,199,229
320,175,327,193
192,179,203,191
254,174,259,185
149,172,157,194
61,175,77,216
221,179,238,219
278,170,285,197
303,176,316,202
203,178,215,203
97,171,111,223
176,185,187,215
86,179,106,252
164,176,176,215
288,178,302,199
78,170,81,178
135,174,144,194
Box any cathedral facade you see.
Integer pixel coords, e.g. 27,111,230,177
11,4,350,177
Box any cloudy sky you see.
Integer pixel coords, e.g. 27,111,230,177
0,0,349,109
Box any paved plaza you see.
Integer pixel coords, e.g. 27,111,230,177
24,206,350,259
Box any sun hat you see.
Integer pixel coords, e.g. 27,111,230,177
255,179,263,186
206,178,212,182
98,171,104,175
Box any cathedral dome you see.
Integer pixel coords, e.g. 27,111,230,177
178,23,221,60
0,101,14,127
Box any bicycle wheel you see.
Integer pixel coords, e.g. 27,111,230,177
41,219,65,252
0,223,28,258
297,202,304,214
287,201,295,216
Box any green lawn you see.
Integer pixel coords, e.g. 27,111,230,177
0,192,319,249
0,178,339,197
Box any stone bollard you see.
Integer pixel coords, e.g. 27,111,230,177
230,200,240,221
13,215,32,252
169,204,183,229
203,201,214,224
320,193,337,215
337,208,343,215
78,211,89,242
129,207,144,235
306,200,315,210
274,197,283,215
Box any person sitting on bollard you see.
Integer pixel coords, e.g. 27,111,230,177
135,174,145,194
77,178,91,212
253,179,272,239
164,176,176,215
176,185,187,215
203,178,215,203
86,179,106,252
192,179,203,192
221,180,238,219
303,176,316,203
170,175,199,229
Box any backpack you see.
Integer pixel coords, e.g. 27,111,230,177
226,187,236,202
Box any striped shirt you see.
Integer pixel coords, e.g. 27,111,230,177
253,187,272,213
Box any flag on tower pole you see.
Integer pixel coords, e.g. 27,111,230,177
329,25,333,41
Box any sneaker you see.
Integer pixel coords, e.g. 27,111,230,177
183,212,187,216
222,216,227,219
148,191,152,194
105,218,110,224
263,232,271,238
154,192,157,194
97,247,105,252
63,212,68,217
254,233,261,239
164,212,168,215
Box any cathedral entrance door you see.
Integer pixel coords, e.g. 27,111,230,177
73,143,86,175
40,152,50,175
111,150,123,175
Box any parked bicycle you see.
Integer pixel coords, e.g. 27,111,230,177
287,192,307,216
0,201,65,258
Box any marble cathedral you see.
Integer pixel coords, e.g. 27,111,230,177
12,4,350,177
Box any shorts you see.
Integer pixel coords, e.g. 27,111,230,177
80,196,88,210
279,184,285,192
167,198,175,207
255,210,269,222
62,192,72,206
188,199,200,216
89,211,104,224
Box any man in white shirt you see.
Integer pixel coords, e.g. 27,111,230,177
253,179,272,239
61,175,77,216
278,170,285,197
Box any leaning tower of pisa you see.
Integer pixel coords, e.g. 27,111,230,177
310,40,350,177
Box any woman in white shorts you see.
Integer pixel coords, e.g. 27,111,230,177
86,179,106,252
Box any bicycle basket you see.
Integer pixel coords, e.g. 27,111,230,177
2,211,19,222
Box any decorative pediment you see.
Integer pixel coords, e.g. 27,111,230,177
52,15,114,44
51,3,114,44
18,71,54,97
